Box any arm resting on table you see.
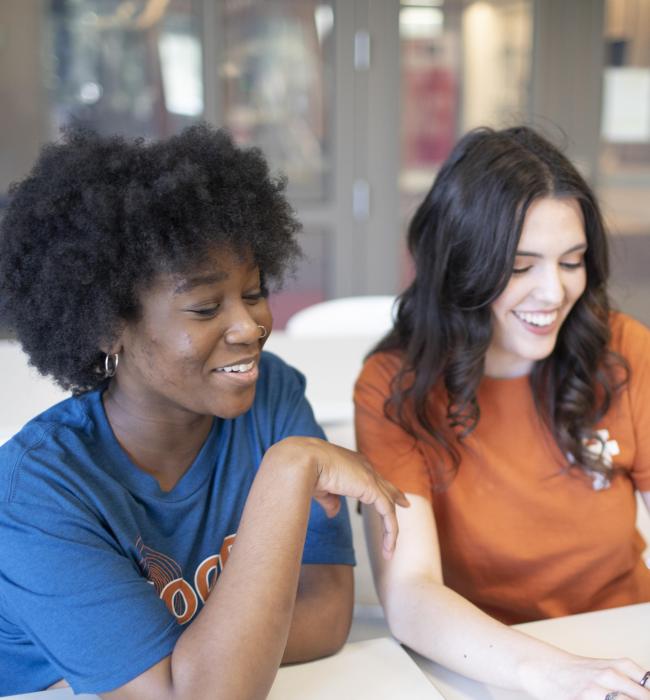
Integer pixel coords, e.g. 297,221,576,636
363,493,650,700
283,564,354,664
99,437,402,700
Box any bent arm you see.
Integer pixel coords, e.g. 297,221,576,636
104,441,317,700
103,437,403,700
364,494,650,700
282,564,353,664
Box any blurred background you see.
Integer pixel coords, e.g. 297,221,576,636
1,0,649,328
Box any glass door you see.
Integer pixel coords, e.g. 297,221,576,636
207,0,337,326
206,0,402,325
599,0,650,324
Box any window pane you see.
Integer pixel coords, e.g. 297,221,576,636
46,0,205,139
218,0,335,202
599,0,650,325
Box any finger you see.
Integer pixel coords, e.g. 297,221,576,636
314,492,342,519
596,692,634,700
370,472,410,509
594,666,650,700
387,483,410,508
371,490,400,557
612,661,650,699
381,509,399,559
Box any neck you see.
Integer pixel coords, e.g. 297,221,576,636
102,382,214,491
483,347,533,378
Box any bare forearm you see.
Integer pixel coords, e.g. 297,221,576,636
385,580,567,692
104,437,404,700
282,565,353,664
168,446,317,699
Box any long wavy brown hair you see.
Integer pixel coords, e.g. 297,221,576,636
373,126,628,485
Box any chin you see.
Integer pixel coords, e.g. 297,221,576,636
211,394,256,420
522,342,557,364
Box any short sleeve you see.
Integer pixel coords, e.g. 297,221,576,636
616,315,650,492
262,353,354,565
0,502,180,694
354,353,432,501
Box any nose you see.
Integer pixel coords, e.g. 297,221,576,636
224,304,261,346
534,264,565,305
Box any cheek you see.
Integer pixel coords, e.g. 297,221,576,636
491,281,521,320
139,330,204,372
255,301,274,332
569,270,588,302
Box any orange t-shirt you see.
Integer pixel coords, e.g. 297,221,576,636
354,313,650,624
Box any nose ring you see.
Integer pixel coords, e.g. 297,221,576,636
257,325,267,339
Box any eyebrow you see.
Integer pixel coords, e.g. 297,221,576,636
515,243,588,258
174,271,229,294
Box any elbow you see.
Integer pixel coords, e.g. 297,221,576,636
379,585,422,648
322,612,352,657
383,605,410,646
318,586,354,658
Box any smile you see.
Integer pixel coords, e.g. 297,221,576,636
216,360,256,373
513,310,558,328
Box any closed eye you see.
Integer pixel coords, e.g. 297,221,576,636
560,260,585,270
511,266,532,275
243,290,266,304
188,306,220,317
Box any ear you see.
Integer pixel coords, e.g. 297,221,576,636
101,324,126,356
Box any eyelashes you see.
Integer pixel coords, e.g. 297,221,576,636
186,290,266,318
511,259,585,275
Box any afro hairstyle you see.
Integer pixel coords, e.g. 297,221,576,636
0,124,302,393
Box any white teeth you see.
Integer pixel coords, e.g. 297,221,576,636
514,310,558,327
218,360,254,373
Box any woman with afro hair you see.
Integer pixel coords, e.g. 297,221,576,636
0,124,407,698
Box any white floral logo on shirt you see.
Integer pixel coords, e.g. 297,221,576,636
567,429,620,490
584,429,620,491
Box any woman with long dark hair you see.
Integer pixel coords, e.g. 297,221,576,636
355,126,650,700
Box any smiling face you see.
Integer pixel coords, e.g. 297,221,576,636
485,196,588,378
110,247,273,421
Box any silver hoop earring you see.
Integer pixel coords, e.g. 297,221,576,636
257,325,268,339
104,353,119,378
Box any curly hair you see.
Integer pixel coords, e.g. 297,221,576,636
0,124,301,393
374,126,628,484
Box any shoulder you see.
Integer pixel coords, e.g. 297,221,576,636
250,350,323,441
0,392,99,504
257,350,307,396
609,311,650,361
607,312,650,400
355,350,403,393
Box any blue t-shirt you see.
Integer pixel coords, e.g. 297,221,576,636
0,352,354,694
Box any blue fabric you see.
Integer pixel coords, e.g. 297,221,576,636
0,351,354,694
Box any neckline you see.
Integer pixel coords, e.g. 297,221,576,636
91,389,221,502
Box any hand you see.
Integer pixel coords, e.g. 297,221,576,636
524,651,650,700
269,437,409,558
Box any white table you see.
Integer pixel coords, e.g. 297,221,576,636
352,602,650,700
3,637,440,700
5,603,649,700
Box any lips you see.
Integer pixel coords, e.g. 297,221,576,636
512,309,562,337
215,359,255,374
212,357,259,387
513,310,559,328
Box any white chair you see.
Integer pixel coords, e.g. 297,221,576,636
0,340,69,445
285,295,397,337
283,296,398,609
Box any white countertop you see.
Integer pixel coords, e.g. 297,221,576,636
5,603,649,700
